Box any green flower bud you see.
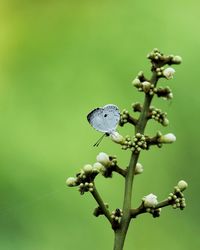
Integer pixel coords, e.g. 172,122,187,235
173,55,182,64
142,81,151,93
93,162,105,172
66,177,77,187
96,152,111,167
177,180,188,191
135,163,144,175
158,133,176,143
83,164,93,174
132,78,141,87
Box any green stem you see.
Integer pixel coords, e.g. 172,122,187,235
91,185,113,225
130,199,171,218
113,72,158,250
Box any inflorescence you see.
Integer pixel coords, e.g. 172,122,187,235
66,48,187,237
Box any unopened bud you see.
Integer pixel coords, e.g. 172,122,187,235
83,164,93,174
158,133,176,143
172,55,182,64
135,163,144,175
143,193,158,208
142,81,151,93
177,180,188,191
96,152,111,167
110,131,125,145
163,67,175,79
66,177,77,187
132,78,141,87
93,162,105,172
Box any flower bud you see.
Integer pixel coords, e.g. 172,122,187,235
110,131,125,145
83,164,93,174
158,133,176,143
66,177,77,187
93,162,104,172
132,78,141,87
135,163,144,175
177,180,188,191
142,81,151,93
173,55,182,64
96,152,111,167
163,67,175,79
143,193,158,208
162,118,169,126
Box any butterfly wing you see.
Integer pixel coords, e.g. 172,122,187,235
87,104,120,133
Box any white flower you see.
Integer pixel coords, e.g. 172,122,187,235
163,67,175,79
96,152,110,167
135,163,144,175
66,177,77,187
93,162,105,172
158,133,176,143
143,193,158,208
110,131,125,145
83,164,93,174
177,180,188,191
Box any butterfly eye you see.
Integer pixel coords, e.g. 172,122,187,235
104,114,108,117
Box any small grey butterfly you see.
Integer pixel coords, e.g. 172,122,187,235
87,104,120,146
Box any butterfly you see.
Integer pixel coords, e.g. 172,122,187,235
87,104,120,146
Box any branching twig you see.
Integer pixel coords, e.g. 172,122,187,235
113,165,127,177
91,185,113,225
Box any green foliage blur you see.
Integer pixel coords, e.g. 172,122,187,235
0,1,199,249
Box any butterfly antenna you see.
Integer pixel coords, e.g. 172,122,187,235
93,133,107,147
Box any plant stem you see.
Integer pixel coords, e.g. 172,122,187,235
113,72,158,250
113,165,127,177
91,185,113,225
130,199,172,218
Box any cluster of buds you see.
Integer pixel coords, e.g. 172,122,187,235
79,182,94,195
122,133,147,153
156,67,176,79
168,180,188,210
66,152,118,193
119,109,129,125
111,208,123,223
132,78,156,96
149,107,169,126
66,164,99,194
146,207,162,218
147,48,182,66
97,152,118,178
119,109,137,127
155,86,173,100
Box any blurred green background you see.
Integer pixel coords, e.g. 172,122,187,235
0,0,199,249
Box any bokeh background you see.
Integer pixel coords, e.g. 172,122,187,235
0,0,199,249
